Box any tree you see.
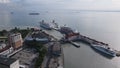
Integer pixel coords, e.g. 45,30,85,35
0,29,8,36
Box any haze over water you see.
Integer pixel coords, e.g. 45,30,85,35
1,0,120,68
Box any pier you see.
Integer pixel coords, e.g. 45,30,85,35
39,20,120,58
79,35,109,46
51,25,120,57
68,41,80,48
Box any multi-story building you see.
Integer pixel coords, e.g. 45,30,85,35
8,33,23,49
0,57,19,68
0,42,13,56
0,36,7,43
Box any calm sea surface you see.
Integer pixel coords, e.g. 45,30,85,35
1,0,120,68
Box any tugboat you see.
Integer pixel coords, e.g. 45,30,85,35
91,44,116,57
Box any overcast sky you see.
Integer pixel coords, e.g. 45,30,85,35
26,0,120,10
1,0,120,10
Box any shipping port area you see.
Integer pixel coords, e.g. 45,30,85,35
41,42,64,68
24,28,64,68
0,20,120,68
57,26,120,57
0,27,64,68
40,20,120,58
11,48,39,68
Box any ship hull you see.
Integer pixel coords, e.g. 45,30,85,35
40,25,52,30
91,44,116,57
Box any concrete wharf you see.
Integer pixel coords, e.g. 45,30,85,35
40,30,64,68
69,41,80,48
53,26,120,57
79,34,109,46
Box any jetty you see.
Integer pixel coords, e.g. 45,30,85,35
39,20,120,57
68,41,80,48
79,35,108,46
51,24,120,57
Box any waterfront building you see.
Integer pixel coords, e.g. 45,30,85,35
8,33,23,49
25,31,50,43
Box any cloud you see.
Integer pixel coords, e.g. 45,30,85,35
15,0,120,10
2,0,120,11
52,0,120,10
0,0,10,3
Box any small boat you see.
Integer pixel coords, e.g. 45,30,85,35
40,20,52,30
91,44,116,57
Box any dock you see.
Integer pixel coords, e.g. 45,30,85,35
79,35,109,46
38,30,64,68
39,21,120,58
68,41,80,48
52,25,120,57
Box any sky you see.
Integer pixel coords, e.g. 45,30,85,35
25,0,120,10
1,0,120,10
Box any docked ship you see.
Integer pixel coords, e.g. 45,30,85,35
40,20,58,30
59,26,74,35
91,44,116,57
64,32,80,41
59,26,81,41
40,20,52,30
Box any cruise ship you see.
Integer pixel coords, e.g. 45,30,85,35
40,20,58,30
40,20,52,30
91,44,116,57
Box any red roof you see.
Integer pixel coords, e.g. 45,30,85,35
66,33,79,38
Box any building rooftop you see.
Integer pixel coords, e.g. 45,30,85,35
0,57,17,66
11,48,39,68
0,36,7,39
8,33,21,37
